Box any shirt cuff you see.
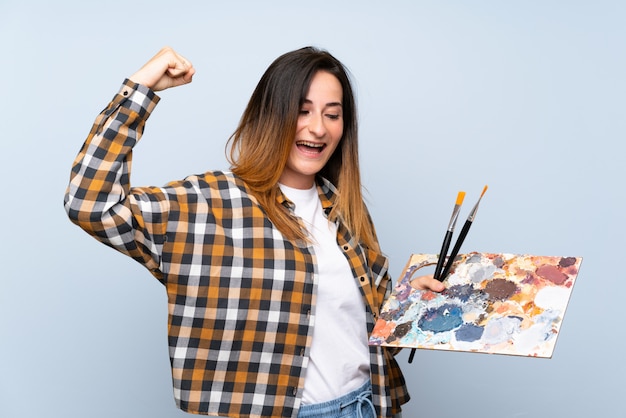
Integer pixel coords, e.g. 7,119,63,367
117,79,161,117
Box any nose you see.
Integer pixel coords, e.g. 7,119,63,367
308,113,326,138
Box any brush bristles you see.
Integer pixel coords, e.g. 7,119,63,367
456,191,466,205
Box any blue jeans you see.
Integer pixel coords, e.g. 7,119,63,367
297,381,376,418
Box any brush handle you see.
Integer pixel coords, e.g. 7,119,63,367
440,221,472,281
434,231,453,281
408,348,416,363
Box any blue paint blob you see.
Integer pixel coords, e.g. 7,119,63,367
418,303,463,333
455,323,484,342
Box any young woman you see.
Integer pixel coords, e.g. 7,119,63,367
65,46,443,418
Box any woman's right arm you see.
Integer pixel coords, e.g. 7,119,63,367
63,47,195,278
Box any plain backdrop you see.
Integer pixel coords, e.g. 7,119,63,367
1,1,624,417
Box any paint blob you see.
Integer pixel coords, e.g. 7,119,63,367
393,322,413,338
536,264,568,285
455,323,484,342
445,284,475,302
534,286,570,310
418,304,464,333
484,279,519,302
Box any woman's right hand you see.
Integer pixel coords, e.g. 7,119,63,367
129,46,195,91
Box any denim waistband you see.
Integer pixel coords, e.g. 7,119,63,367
297,380,376,418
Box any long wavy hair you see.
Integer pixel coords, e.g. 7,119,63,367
227,46,379,252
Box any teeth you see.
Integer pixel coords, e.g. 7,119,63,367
296,141,324,148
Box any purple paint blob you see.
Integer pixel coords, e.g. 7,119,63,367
380,302,410,321
418,303,463,333
559,257,577,268
444,284,475,302
455,324,484,342
492,256,505,268
396,265,420,302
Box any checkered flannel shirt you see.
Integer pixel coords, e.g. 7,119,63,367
64,80,409,417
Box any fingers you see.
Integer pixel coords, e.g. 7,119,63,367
165,52,194,78
164,64,195,88
410,275,446,293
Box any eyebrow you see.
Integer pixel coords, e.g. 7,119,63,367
302,99,343,107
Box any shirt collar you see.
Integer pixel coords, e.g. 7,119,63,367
276,176,337,214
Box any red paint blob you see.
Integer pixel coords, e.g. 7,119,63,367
421,291,438,301
536,264,568,285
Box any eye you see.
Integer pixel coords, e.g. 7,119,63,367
299,109,310,116
325,114,341,120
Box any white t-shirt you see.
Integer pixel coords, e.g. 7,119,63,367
279,183,370,405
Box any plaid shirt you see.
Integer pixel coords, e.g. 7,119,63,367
64,80,409,417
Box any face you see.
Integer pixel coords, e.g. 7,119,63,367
279,70,344,189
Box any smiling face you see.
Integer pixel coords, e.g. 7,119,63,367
278,70,344,189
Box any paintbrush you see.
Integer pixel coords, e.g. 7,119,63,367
408,191,465,364
433,191,466,282
438,185,488,282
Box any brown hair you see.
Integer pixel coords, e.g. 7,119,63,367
227,46,379,251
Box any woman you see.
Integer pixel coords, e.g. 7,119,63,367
65,46,443,418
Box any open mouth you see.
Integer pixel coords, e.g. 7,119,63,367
296,140,325,154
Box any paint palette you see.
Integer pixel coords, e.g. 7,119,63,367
369,253,582,358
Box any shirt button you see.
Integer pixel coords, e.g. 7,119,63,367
360,276,366,282
292,387,298,396
343,245,349,251
122,90,129,96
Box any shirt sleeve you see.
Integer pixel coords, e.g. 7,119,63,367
64,80,169,281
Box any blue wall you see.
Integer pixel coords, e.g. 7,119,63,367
1,1,623,417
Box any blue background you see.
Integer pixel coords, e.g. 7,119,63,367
1,1,624,417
